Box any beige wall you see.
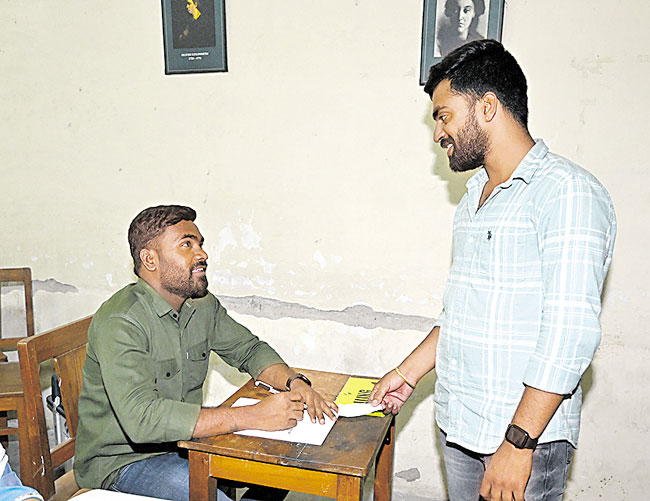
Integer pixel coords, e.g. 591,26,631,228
2,0,649,499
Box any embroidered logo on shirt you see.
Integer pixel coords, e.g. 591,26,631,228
487,230,492,241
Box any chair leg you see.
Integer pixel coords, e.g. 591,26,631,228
16,399,31,485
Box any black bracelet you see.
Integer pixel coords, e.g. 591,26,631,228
286,373,311,391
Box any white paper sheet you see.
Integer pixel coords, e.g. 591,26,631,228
232,397,336,446
335,402,383,418
72,490,159,500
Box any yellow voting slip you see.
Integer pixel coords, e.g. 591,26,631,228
335,377,384,417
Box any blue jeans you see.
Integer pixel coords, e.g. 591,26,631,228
1,463,44,500
0,463,21,488
109,452,287,501
440,430,574,501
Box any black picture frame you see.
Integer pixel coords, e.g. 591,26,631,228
161,0,227,75
420,0,504,85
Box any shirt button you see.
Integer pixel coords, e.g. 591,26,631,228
468,237,474,243
450,359,457,366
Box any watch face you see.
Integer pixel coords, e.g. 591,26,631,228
506,425,528,448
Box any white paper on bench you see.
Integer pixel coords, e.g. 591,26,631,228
232,397,336,446
335,402,382,418
73,490,159,500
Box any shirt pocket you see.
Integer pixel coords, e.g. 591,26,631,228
477,220,541,284
186,340,209,392
155,358,180,397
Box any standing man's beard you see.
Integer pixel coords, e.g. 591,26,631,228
159,256,209,299
443,111,490,173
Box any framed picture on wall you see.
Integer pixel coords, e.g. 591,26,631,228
419,0,504,85
161,0,228,74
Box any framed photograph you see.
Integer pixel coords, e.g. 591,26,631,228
161,0,227,74
420,0,504,85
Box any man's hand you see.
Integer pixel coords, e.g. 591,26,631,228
479,441,533,501
289,379,338,424
369,370,414,415
250,391,305,431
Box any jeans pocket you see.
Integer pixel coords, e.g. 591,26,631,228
109,461,135,491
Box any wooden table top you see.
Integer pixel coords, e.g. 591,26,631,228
178,368,392,478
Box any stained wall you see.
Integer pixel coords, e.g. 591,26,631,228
1,1,649,498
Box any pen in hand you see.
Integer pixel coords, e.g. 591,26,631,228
254,380,281,394
255,380,309,411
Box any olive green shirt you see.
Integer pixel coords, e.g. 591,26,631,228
74,279,284,489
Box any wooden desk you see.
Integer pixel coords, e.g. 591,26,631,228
178,369,394,501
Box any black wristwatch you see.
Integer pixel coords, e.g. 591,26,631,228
286,373,311,391
505,424,538,450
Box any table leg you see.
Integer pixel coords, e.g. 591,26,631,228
373,417,395,501
336,475,363,500
188,450,217,501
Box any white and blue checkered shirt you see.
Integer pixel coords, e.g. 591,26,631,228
434,140,616,454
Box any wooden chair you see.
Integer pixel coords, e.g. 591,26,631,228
0,267,35,361
0,267,35,481
17,316,92,500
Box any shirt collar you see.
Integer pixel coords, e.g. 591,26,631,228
502,138,548,187
135,278,194,318
466,138,548,192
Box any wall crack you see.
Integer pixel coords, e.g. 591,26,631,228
218,295,435,332
0,278,78,295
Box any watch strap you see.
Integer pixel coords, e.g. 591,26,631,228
286,373,311,391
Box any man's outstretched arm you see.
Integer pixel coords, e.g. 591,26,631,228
370,325,440,414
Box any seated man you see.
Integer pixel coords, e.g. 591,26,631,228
74,205,337,501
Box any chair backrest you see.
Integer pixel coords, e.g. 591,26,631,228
17,316,92,499
0,267,35,352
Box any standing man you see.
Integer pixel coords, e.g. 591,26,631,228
370,40,616,500
74,205,337,500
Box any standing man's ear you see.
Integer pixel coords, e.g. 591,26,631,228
140,248,158,272
479,91,499,123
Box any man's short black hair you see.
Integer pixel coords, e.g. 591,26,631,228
424,39,529,128
128,205,197,276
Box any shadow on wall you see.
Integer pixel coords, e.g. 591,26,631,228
422,107,474,205
394,371,437,431
432,151,474,205
395,372,439,463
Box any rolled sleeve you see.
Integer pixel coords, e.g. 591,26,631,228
523,175,616,394
94,316,201,443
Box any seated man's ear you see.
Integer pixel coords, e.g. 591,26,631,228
140,248,158,272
